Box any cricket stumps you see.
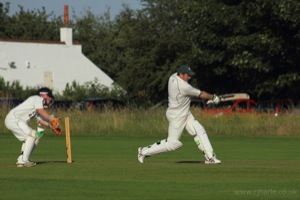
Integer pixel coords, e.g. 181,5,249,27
65,117,72,163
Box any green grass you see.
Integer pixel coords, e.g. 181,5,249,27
2,108,300,137
0,133,299,200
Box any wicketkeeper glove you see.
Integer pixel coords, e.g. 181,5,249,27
52,127,62,136
211,94,221,104
50,117,61,129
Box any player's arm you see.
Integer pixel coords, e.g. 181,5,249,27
199,91,220,104
37,117,51,128
36,108,54,123
198,91,213,100
36,108,61,128
36,109,62,136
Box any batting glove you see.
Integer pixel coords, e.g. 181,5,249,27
212,94,220,104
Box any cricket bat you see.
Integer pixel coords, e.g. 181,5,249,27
219,93,250,101
207,93,250,104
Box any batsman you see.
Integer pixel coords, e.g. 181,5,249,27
5,87,62,167
138,65,221,164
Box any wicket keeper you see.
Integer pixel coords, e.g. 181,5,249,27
5,87,62,167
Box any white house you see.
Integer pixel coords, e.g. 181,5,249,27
0,26,114,95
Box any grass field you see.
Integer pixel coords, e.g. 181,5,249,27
0,133,299,200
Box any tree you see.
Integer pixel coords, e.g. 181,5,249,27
0,3,62,40
0,2,10,38
102,0,195,104
186,0,300,100
75,0,300,103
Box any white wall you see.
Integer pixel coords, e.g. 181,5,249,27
0,40,114,94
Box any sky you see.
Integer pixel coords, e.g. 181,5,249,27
2,0,143,18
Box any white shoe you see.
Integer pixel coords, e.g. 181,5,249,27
138,147,145,163
16,161,37,168
205,155,221,164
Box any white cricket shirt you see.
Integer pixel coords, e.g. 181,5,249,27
6,95,44,122
167,73,201,118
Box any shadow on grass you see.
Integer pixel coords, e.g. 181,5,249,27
36,161,75,165
176,161,204,164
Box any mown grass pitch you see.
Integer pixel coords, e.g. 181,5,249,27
0,133,299,200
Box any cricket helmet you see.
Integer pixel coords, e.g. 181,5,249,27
37,87,54,108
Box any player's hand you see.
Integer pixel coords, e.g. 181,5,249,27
50,117,61,129
212,94,220,104
52,127,62,136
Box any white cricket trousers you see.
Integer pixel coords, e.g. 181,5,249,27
167,113,200,140
5,117,32,142
167,113,214,159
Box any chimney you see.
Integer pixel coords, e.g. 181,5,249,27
60,5,73,45
64,5,69,25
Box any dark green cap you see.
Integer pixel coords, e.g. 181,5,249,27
177,65,195,76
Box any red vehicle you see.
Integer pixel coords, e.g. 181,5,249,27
202,99,258,115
